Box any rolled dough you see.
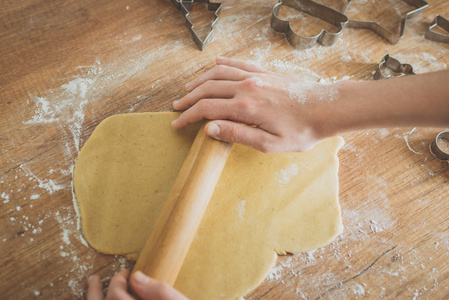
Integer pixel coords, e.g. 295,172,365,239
74,112,344,299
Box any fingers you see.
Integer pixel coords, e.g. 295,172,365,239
108,269,129,291
174,80,238,111
130,271,188,300
185,64,249,92
86,275,104,300
172,98,240,129
106,269,134,300
206,121,278,153
216,56,267,73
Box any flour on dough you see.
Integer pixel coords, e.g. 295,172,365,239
74,112,344,300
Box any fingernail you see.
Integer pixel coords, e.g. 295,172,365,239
134,271,150,285
173,100,179,108
171,119,177,127
208,123,220,136
185,82,192,89
88,275,95,286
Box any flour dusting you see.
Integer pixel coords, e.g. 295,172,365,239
23,97,58,124
1,192,10,203
343,204,396,237
237,200,246,220
5,2,448,298
353,283,365,296
278,163,299,185
288,80,340,104
266,257,294,281
14,41,181,298
266,264,284,281
20,164,66,194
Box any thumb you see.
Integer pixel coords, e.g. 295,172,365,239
130,271,188,300
205,121,277,153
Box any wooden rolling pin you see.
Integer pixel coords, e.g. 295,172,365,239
131,122,233,288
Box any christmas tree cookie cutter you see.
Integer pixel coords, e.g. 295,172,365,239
374,54,415,80
425,15,449,44
171,0,222,50
270,0,349,50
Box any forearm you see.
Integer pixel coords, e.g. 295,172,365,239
173,57,449,153
323,70,449,137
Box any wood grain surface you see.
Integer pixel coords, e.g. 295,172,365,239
1,0,449,299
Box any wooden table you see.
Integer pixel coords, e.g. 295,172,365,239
1,0,449,298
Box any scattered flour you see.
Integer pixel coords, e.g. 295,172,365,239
71,177,86,241
20,164,66,195
343,203,396,236
13,39,184,299
53,210,95,297
278,163,299,185
393,53,447,73
237,200,246,220
268,60,321,78
288,80,339,104
1,192,10,203
378,128,390,138
288,81,316,103
30,194,40,200
433,233,449,250
249,77,271,88
266,257,294,281
353,283,365,296
305,250,316,263
132,35,142,42
266,264,284,281
24,97,58,124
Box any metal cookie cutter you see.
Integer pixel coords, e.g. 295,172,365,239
171,0,222,50
374,54,415,80
271,0,349,50
425,15,449,44
344,0,429,44
430,131,449,161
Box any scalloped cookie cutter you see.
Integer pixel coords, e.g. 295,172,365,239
425,15,449,44
374,54,415,80
171,0,222,50
430,131,449,161
271,0,349,50
344,0,429,44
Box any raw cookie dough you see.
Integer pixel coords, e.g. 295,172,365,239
74,112,344,300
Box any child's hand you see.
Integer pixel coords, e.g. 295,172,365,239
87,270,188,300
172,57,338,153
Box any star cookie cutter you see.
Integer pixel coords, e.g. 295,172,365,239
430,131,449,161
171,0,222,50
425,15,449,44
374,54,415,80
344,0,429,44
271,0,349,50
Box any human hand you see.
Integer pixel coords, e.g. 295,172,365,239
87,270,188,300
171,57,340,153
